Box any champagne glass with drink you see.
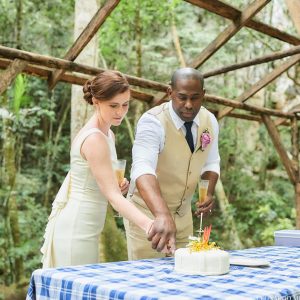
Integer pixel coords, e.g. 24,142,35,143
115,159,126,186
114,159,126,217
197,178,209,237
199,179,209,204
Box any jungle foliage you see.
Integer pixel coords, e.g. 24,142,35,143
0,0,298,298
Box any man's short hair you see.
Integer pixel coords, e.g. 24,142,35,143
171,68,204,89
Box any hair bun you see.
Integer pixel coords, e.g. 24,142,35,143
83,79,93,105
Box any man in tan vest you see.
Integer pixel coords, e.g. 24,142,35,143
124,68,220,259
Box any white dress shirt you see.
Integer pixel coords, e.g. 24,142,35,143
131,101,220,183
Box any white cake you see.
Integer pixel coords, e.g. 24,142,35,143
175,248,230,275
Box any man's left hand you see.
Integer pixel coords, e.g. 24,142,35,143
120,178,129,195
195,194,214,217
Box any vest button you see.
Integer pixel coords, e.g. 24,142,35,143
189,171,192,175
187,186,189,190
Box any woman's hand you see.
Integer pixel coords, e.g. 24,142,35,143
161,239,176,256
119,178,129,195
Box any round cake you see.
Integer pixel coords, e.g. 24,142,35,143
174,247,230,275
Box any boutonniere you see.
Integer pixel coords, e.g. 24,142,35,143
197,128,211,152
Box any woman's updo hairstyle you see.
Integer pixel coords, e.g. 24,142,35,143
83,70,129,105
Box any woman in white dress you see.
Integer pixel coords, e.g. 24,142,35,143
41,70,162,268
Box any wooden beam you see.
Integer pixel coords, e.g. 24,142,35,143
296,182,300,229
209,108,260,122
205,94,299,119
156,33,300,108
204,45,300,78
159,0,270,107
0,45,168,92
283,114,300,228
151,97,293,124
209,108,290,125
0,60,290,124
291,116,300,177
290,115,300,228
186,0,238,19
149,96,290,124
1,48,299,120
48,0,121,89
129,89,154,103
261,114,296,183
190,0,270,68
185,0,300,45
0,58,155,103
0,59,27,95
275,118,288,127
218,54,300,119
275,106,300,127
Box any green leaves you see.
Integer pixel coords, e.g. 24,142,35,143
12,74,30,115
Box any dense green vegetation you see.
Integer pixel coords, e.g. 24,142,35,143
0,0,298,298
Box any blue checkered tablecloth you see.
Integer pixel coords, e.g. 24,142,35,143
26,246,300,300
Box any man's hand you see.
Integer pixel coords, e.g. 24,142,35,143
195,194,214,217
147,214,176,253
119,178,129,195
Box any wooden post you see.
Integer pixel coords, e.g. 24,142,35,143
0,59,27,95
296,182,300,229
291,116,300,228
261,114,296,184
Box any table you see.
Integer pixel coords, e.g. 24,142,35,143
26,246,300,300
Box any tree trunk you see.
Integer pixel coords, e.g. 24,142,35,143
71,0,99,140
131,0,145,128
15,0,22,49
1,93,14,285
2,107,24,283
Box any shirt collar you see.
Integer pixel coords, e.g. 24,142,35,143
168,101,200,130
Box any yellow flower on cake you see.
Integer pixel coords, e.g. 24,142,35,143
187,225,219,252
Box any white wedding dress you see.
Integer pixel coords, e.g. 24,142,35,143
41,128,117,268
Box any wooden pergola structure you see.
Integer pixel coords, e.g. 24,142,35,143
0,0,299,228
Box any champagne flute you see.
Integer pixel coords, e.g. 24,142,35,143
114,159,126,217
199,179,209,204
197,179,209,238
115,159,126,186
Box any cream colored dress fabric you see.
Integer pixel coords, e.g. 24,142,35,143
41,128,117,268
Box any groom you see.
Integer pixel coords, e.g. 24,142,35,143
125,68,220,259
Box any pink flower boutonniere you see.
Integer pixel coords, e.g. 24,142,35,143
198,128,211,152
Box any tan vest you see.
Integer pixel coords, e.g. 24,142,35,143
130,103,214,217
